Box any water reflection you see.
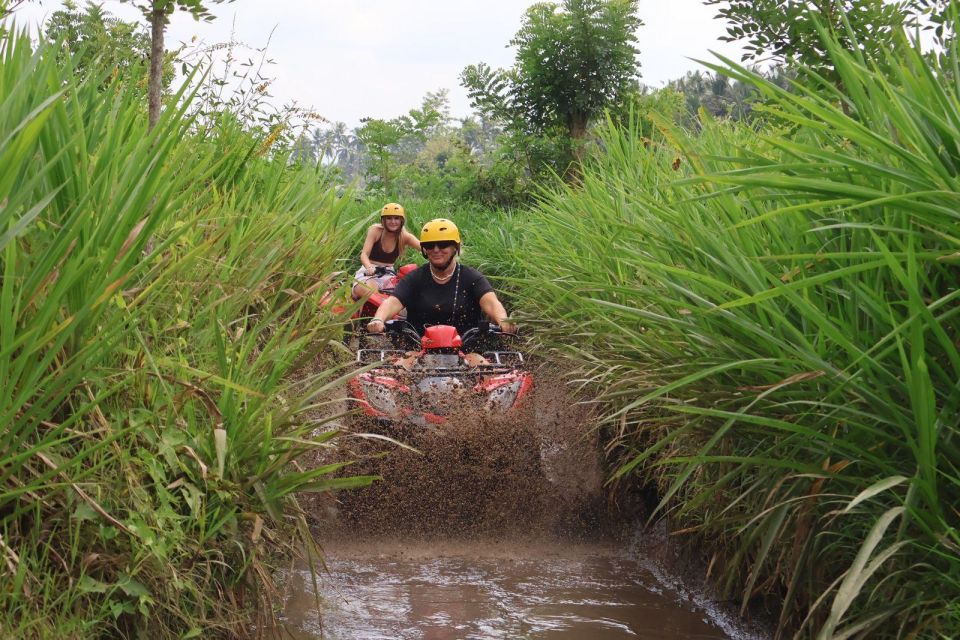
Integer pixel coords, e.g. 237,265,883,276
278,541,761,640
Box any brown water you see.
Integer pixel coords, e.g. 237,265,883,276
281,368,766,639
277,538,760,639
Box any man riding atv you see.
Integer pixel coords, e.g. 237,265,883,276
365,218,516,337
354,218,526,425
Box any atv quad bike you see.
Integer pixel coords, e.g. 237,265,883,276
319,263,417,328
348,321,533,428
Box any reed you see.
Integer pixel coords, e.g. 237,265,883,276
506,25,960,639
0,24,370,636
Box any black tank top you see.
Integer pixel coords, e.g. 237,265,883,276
368,231,400,264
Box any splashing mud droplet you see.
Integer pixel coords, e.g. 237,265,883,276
287,365,768,639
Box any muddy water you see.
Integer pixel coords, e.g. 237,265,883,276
279,539,759,639
284,370,765,639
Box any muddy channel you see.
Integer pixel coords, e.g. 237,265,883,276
278,537,763,639
277,378,768,639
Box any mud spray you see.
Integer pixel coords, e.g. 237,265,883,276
282,365,769,639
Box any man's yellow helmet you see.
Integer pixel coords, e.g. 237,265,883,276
419,218,461,245
381,202,405,219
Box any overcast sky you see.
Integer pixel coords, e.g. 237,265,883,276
13,0,746,128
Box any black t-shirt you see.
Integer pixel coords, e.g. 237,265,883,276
393,263,494,335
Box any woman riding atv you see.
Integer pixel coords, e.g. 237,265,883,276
353,202,421,299
365,218,516,337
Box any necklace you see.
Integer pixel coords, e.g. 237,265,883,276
448,265,461,324
424,264,462,327
430,264,454,282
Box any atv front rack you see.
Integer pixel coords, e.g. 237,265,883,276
356,348,525,370
481,350,525,366
356,348,407,364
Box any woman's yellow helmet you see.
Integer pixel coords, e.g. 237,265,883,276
381,202,405,219
419,218,461,245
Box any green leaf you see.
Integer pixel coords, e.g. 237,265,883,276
843,476,908,513
77,575,109,594
117,572,151,598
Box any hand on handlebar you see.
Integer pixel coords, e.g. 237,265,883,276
498,320,518,335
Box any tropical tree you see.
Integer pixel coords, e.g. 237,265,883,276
461,0,642,178
355,117,404,191
459,115,503,157
661,67,794,126
43,1,159,92
121,0,235,128
354,93,448,191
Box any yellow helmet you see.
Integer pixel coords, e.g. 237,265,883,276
381,202,405,219
419,218,461,245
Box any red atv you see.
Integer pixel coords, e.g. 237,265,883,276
320,263,417,330
348,321,533,428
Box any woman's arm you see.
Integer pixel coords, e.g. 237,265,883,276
367,296,405,333
359,225,380,274
403,229,421,252
479,291,516,334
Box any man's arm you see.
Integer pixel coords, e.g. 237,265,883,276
479,291,516,334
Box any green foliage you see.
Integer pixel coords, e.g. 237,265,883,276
308,92,531,209
908,0,958,46
630,67,798,130
356,117,406,191
510,0,642,136
461,0,642,177
706,0,903,61
704,0,956,86
43,1,154,86
504,21,960,639
663,70,756,123
0,21,368,637
355,91,451,192
122,0,233,24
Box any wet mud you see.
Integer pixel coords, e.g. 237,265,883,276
285,367,767,639
278,540,760,639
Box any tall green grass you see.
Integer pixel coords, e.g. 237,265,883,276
0,24,369,637
508,27,960,639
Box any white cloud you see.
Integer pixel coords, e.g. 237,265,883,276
11,0,744,127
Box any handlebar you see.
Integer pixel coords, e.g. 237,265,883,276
384,319,422,348
460,321,497,343
364,320,517,353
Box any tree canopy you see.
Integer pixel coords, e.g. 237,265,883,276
44,1,152,83
705,0,908,68
461,0,642,177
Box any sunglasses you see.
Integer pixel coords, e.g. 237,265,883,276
422,241,457,251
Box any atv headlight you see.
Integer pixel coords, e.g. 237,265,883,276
361,379,402,417
485,379,522,413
